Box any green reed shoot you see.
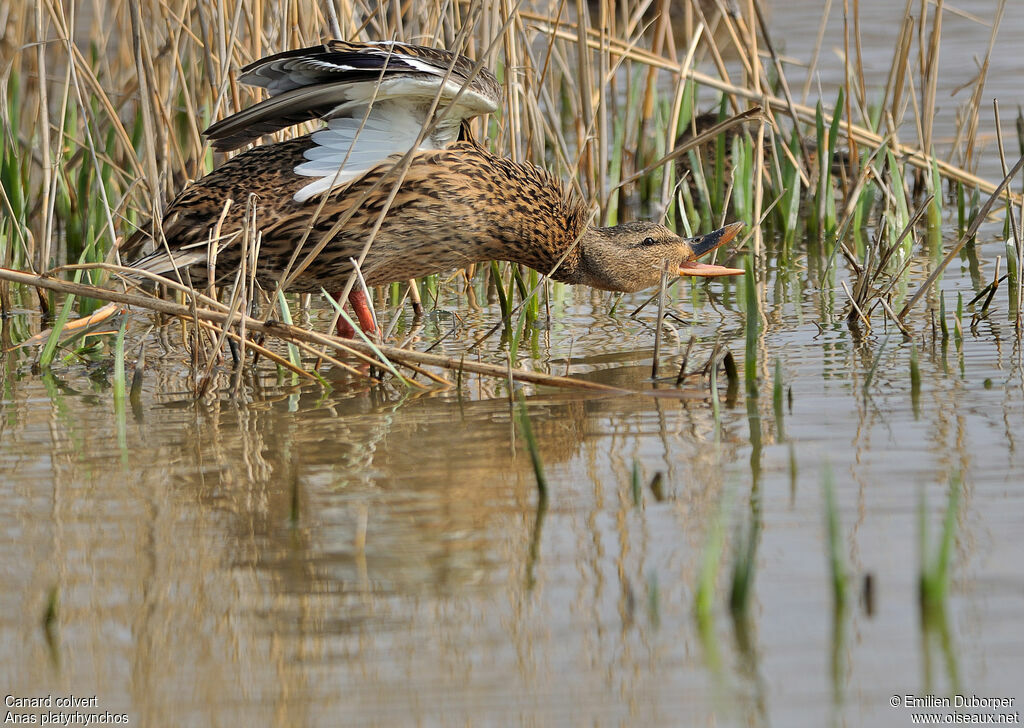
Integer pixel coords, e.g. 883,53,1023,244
772,359,784,417
731,130,754,222
1006,240,1020,319
812,93,841,238
525,268,540,324
919,473,962,612
1017,107,1024,156
421,274,439,307
685,146,712,230
776,129,803,245
113,316,127,405
928,157,943,233
275,290,302,371
42,584,58,632
722,350,739,391
822,464,847,609
648,472,665,502
113,316,128,450
954,292,964,347
695,492,727,624
647,572,661,630
511,264,529,306
516,394,548,499
939,292,949,340
39,273,84,368
728,512,759,617
956,182,967,237
0,76,29,270
744,257,759,397
508,309,528,365
289,471,301,527
788,443,798,500
631,459,642,507
490,261,512,320
675,80,697,141
710,356,721,429
129,338,146,412
40,583,60,666
770,358,786,438
712,98,728,216
910,342,921,414
42,581,61,668
966,187,982,243
888,148,913,253
850,174,875,251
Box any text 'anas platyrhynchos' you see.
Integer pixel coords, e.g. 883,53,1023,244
129,40,744,336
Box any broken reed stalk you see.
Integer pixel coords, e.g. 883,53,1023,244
0,266,632,394
675,334,697,386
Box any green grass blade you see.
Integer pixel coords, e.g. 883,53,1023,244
39,270,84,367
516,393,548,499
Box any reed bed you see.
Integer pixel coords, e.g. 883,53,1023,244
1,0,1022,395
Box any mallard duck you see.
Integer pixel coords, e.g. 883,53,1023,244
128,41,744,336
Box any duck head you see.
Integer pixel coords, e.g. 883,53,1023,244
577,221,745,292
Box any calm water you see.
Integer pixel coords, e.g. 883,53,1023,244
3,2,1024,726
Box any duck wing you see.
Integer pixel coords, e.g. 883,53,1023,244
203,40,500,152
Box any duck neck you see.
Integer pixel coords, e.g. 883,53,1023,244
477,157,590,284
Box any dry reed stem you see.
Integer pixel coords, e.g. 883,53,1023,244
951,0,1005,171
0,266,635,394
801,0,834,104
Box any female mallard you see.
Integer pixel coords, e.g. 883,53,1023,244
129,41,744,336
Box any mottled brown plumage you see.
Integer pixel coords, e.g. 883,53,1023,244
129,41,743,332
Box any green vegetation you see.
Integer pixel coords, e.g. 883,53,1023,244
919,474,962,613
516,394,548,500
822,465,847,610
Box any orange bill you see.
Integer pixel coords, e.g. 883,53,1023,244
678,221,745,277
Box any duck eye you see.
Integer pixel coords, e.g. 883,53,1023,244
641,236,657,246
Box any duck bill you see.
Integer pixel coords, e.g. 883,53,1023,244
678,222,745,277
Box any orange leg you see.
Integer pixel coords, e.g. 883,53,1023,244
349,288,377,334
331,289,377,338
